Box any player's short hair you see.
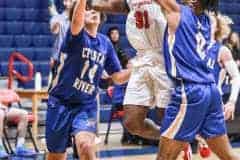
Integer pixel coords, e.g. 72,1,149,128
215,13,233,41
201,0,219,12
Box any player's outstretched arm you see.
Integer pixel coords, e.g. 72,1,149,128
71,0,87,35
154,0,179,14
111,69,131,84
89,0,129,14
220,46,240,120
154,0,180,33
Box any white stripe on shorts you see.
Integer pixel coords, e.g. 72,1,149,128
162,82,187,139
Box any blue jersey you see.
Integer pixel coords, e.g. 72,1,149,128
163,5,214,84
205,42,221,83
205,42,231,95
49,29,122,105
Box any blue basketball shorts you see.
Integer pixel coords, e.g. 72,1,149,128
45,96,97,153
160,82,226,142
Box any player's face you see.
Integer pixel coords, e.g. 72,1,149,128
230,33,240,45
85,7,101,26
63,0,74,10
110,30,120,43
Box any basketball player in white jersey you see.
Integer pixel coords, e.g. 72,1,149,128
88,0,174,141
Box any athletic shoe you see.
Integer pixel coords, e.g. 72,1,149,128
15,146,36,157
0,147,8,159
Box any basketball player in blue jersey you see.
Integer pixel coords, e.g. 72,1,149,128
207,13,240,121
196,13,240,159
46,0,131,159
154,0,240,160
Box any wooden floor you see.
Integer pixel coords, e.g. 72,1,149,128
97,134,240,160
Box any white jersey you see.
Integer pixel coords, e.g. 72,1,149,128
126,0,166,67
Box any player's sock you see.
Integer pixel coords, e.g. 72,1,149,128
16,137,25,148
199,144,211,158
183,144,192,160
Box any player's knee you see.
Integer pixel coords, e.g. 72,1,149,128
75,132,95,156
18,110,28,120
123,117,142,135
77,139,94,155
47,152,66,160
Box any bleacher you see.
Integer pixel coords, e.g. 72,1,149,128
0,1,137,89
219,0,240,33
0,0,52,89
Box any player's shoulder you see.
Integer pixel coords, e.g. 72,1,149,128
179,5,194,18
97,33,112,44
179,5,202,26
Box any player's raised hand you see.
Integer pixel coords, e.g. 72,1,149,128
224,101,235,120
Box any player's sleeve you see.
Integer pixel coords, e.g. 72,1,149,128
60,29,85,54
50,14,62,33
70,29,85,44
104,39,122,75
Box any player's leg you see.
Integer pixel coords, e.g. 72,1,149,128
75,131,96,160
157,83,212,160
0,108,8,158
72,104,98,160
200,84,240,160
6,108,36,156
124,105,161,140
47,153,67,160
206,135,239,160
6,108,28,144
157,136,189,160
123,67,161,140
46,97,72,160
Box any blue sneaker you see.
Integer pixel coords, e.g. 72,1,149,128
15,146,36,157
0,146,8,159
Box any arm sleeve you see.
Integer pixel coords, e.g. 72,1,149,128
104,39,122,75
224,60,240,103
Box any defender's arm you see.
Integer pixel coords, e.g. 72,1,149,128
89,0,129,14
154,0,180,33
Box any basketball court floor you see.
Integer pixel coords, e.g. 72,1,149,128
97,134,240,160
8,123,240,160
